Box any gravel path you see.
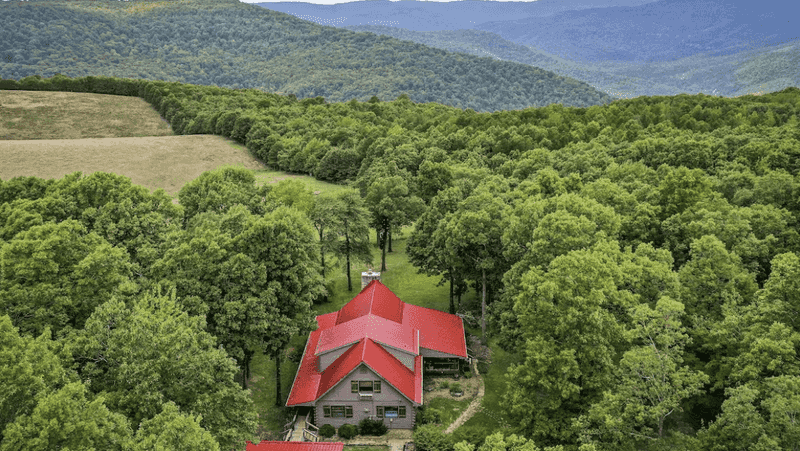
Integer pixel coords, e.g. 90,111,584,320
444,359,485,434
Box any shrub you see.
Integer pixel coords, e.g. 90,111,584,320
450,383,462,393
418,407,441,425
440,381,450,389
450,425,492,449
463,372,472,379
338,423,358,440
358,417,388,436
319,424,335,438
413,424,454,451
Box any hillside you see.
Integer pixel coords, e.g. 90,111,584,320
259,0,799,99
0,0,614,112
342,25,800,99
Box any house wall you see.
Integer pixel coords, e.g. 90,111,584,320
421,347,465,359
318,345,354,372
315,363,416,430
377,342,415,371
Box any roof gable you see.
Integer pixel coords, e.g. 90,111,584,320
336,280,404,326
316,314,416,356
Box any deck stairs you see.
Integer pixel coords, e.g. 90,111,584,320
284,408,320,442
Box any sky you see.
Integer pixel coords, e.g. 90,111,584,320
239,1,524,4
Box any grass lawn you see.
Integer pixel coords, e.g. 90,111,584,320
456,325,519,434
425,397,473,430
248,348,301,441
252,169,352,195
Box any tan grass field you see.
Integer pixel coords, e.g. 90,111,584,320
0,90,346,197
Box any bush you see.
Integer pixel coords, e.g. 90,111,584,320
338,423,358,440
319,424,336,438
450,425,492,449
358,417,388,436
463,372,472,379
450,383,462,393
418,407,441,425
413,424,454,451
440,381,450,389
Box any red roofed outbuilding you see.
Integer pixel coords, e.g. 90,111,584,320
246,441,344,451
286,280,468,429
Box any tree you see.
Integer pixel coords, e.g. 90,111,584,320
364,165,424,271
503,241,636,445
576,297,708,449
414,424,454,451
332,188,373,292
460,431,565,451
177,166,273,224
70,286,257,450
0,382,133,451
230,206,324,406
132,402,220,451
0,315,72,442
407,186,466,314
266,179,315,215
438,184,509,337
151,204,323,400
309,190,342,301
0,219,133,337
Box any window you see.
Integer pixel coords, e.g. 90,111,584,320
378,406,406,419
326,406,353,418
374,381,381,393
359,381,373,393
351,381,358,393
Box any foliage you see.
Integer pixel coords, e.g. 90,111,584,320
69,285,257,450
450,382,463,393
132,402,220,451
0,219,134,337
338,423,359,440
358,417,389,436
0,382,133,451
413,424,454,451
450,425,494,450
0,315,73,442
319,424,336,438
418,407,442,425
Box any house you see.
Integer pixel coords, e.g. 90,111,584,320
286,280,469,430
246,441,344,451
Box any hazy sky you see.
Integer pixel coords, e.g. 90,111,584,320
240,0,524,4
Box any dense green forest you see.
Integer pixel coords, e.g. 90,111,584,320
2,73,800,450
0,0,613,113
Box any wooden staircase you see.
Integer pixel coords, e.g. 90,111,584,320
284,408,320,442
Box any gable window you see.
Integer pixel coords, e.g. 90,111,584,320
374,381,381,393
359,381,373,393
324,406,353,418
351,381,358,393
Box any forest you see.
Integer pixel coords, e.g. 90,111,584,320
0,0,614,113
2,72,800,451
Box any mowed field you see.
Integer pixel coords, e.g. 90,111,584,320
0,90,342,197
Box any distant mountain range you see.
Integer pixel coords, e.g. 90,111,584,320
257,0,800,98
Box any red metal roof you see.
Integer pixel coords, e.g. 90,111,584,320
316,313,416,355
335,280,405,325
286,280,465,407
245,441,344,451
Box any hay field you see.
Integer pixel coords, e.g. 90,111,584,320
0,90,344,197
